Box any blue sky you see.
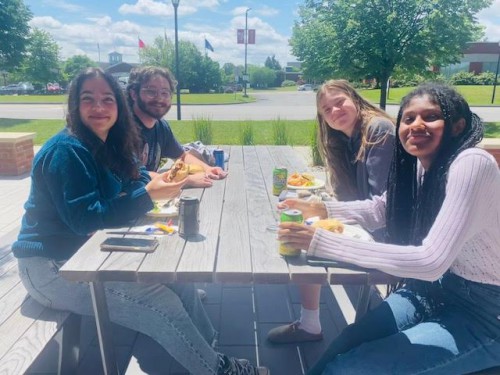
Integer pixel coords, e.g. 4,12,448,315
24,0,500,68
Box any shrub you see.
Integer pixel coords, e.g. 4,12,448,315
240,122,254,145
310,121,324,166
281,80,296,87
449,71,476,85
474,72,496,85
272,117,289,145
193,116,213,145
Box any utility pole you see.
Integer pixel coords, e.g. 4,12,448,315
172,0,182,120
243,8,251,98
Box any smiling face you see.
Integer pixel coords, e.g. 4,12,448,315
78,77,117,142
318,90,359,137
398,95,446,170
132,74,172,122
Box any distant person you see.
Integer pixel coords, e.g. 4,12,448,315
279,83,500,374
13,67,268,375
267,79,395,344
127,66,227,188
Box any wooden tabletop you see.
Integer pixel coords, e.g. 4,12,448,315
60,146,397,287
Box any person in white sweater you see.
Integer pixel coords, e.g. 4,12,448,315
279,83,500,374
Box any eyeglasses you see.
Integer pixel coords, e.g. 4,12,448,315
141,88,172,99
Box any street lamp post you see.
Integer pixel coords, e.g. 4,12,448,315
491,42,500,104
243,8,251,98
172,0,181,120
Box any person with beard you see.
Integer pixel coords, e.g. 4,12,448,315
127,66,227,188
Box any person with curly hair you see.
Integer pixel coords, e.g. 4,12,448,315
278,82,500,374
268,80,395,344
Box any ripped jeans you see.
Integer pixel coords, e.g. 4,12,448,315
309,272,500,375
17,256,220,375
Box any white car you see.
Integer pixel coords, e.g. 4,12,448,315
297,84,314,91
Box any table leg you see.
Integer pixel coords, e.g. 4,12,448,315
354,285,371,322
89,281,119,375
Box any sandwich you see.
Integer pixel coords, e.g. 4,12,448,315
311,219,344,234
166,160,205,182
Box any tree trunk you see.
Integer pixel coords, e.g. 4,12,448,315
379,75,388,110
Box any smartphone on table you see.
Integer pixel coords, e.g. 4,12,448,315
100,237,159,253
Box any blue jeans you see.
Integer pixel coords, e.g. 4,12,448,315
308,272,500,375
17,256,219,375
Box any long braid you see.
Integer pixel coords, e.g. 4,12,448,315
385,83,483,293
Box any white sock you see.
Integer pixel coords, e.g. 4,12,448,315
299,307,321,334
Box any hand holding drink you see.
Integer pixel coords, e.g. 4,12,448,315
278,209,304,256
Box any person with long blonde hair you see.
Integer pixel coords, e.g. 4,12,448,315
268,79,395,344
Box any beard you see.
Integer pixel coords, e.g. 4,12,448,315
136,94,171,120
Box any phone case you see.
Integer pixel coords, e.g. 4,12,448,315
100,237,159,253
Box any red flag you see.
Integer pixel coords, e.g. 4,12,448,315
138,38,145,49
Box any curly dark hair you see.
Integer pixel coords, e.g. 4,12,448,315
66,67,142,179
126,66,176,108
385,82,484,246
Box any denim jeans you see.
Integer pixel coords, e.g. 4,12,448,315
308,272,500,375
17,256,220,375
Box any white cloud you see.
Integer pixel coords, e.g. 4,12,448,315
43,0,84,12
255,6,279,17
30,16,62,29
477,0,500,42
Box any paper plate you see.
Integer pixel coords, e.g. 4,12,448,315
287,179,325,191
147,201,179,218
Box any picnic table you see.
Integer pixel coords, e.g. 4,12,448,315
59,145,399,374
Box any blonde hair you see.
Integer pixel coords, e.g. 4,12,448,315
316,79,394,200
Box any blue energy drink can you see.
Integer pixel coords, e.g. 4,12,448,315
214,148,225,169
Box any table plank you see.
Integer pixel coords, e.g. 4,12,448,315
175,183,224,282
216,146,253,283
59,231,111,282
244,146,290,283
265,145,328,284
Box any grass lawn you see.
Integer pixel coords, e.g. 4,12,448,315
0,93,255,105
1,118,498,146
360,85,500,106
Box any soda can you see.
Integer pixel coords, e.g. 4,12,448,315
279,209,303,256
178,196,200,237
272,167,288,196
214,149,225,169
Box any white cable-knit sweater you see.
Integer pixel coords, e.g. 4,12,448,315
309,148,500,286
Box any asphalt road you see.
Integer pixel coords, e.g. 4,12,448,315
1,91,500,122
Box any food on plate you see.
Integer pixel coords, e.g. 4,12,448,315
166,160,205,182
287,172,316,187
311,219,344,234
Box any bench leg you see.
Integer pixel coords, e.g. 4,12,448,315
58,313,81,374
90,281,120,375
354,285,371,322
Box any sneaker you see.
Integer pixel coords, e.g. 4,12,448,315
197,288,207,301
218,354,269,375
267,321,323,344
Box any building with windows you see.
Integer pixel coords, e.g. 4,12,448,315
441,42,500,77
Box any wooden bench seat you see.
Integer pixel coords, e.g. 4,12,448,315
0,228,81,375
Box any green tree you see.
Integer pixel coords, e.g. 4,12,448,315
63,55,97,83
140,36,221,93
265,55,282,71
248,66,276,88
0,0,32,71
20,28,61,86
291,0,491,109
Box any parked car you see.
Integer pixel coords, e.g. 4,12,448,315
46,82,62,94
297,84,314,91
0,82,34,95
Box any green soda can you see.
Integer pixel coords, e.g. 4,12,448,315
272,167,288,196
279,209,303,256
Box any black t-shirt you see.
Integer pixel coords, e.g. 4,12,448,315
135,116,184,171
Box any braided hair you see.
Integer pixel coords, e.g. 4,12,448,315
385,83,484,246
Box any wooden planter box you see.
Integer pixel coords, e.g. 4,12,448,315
479,138,500,166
